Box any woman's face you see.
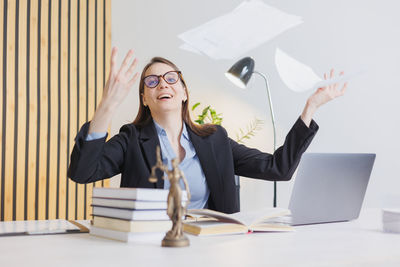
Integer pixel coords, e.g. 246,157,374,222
142,62,187,115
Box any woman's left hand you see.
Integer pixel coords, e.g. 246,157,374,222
307,69,347,109
300,68,347,127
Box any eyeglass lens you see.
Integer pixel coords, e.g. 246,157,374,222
144,71,180,88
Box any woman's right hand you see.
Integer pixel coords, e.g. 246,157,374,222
88,47,139,134
101,47,139,110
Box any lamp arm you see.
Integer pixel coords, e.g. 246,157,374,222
253,71,277,152
253,70,278,208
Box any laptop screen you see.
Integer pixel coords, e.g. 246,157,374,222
289,153,375,226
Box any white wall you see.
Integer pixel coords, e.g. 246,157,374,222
110,0,400,210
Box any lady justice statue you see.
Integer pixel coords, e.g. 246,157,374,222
149,146,191,247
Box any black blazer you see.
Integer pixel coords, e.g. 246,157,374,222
68,117,318,213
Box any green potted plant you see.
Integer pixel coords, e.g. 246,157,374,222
191,102,263,144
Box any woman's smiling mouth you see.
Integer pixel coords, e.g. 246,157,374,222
157,94,173,100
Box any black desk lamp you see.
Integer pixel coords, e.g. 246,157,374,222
225,57,278,207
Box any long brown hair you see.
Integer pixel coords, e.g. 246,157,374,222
133,57,216,137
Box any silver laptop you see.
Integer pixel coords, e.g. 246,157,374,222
288,153,376,226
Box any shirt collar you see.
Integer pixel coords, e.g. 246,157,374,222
181,123,190,141
153,120,166,136
153,120,189,141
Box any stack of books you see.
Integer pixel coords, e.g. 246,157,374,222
89,187,187,242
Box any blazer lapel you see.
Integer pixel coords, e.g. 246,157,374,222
138,122,164,189
187,127,223,194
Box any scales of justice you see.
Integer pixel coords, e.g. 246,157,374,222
148,146,191,247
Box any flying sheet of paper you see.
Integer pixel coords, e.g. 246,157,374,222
178,0,303,60
179,43,202,55
275,48,364,92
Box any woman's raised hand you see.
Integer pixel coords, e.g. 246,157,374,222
101,47,139,109
300,68,347,127
88,48,139,134
307,69,347,109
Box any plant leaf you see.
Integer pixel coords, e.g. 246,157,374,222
192,102,200,111
235,117,264,144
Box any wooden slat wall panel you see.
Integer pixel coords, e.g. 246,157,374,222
16,0,27,221
26,0,38,221
66,0,77,220
48,0,59,220
58,0,66,219
0,0,4,221
74,0,86,220
37,0,49,220
0,0,111,221
95,0,103,123
4,0,16,221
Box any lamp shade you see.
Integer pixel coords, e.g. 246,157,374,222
225,57,255,89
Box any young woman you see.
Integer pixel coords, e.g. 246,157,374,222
68,48,347,213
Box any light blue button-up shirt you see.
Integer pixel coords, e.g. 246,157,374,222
153,121,209,209
86,122,210,209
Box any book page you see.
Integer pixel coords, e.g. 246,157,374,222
187,209,245,225
230,208,290,226
187,208,290,226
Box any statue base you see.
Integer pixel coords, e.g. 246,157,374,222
161,234,190,247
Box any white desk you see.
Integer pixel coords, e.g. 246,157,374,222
1,209,399,267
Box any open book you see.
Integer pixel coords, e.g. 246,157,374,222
184,208,293,236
